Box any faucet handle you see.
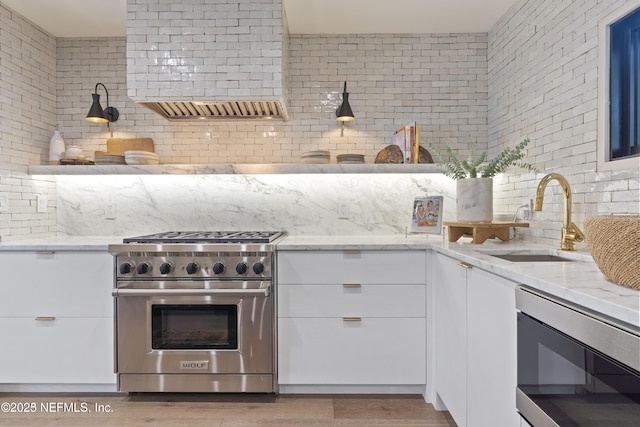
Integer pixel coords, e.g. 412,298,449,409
568,222,585,243
561,223,585,250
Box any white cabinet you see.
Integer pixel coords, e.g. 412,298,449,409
432,252,519,427
279,317,425,385
433,253,468,426
0,318,113,383
0,251,115,387
277,250,426,388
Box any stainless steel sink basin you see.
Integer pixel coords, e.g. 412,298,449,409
489,254,575,262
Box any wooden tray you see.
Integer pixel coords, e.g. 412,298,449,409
60,158,95,165
106,138,154,155
444,221,529,244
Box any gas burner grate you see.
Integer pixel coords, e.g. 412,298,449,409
123,231,284,244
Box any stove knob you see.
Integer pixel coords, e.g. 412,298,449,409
136,262,151,275
119,262,133,274
186,262,199,275
252,262,265,275
212,262,225,275
159,262,174,275
236,262,248,275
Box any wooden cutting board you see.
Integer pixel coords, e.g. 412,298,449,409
106,138,154,155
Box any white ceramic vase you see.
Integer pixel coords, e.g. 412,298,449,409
48,130,66,164
456,177,493,222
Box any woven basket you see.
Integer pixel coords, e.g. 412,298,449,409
584,216,640,289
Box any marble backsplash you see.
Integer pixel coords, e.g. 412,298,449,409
56,174,456,237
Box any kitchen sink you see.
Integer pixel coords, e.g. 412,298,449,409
489,253,575,262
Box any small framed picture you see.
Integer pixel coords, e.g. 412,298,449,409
410,196,443,234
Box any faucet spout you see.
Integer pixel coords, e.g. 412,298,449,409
534,173,584,251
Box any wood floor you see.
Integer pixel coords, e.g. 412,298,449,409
0,393,456,426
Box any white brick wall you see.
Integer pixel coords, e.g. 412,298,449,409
126,0,287,101
489,0,640,248
4,0,636,243
55,34,488,165
0,3,57,241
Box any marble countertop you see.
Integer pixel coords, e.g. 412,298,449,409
279,235,640,328
1,233,637,328
277,234,439,250
0,235,123,251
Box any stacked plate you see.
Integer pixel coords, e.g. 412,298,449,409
95,153,126,165
124,150,160,165
337,154,365,164
300,150,330,164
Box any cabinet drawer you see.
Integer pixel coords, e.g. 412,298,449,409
0,252,113,317
0,317,115,384
278,317,425,385
278,284,425,318
278,250,426,285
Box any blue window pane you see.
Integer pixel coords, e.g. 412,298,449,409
610,8,640,160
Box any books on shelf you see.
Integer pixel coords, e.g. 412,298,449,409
392,122,421,163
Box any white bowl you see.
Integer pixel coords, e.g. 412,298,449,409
124,150,158,157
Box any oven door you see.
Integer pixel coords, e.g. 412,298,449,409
516,287,640,426
113,281,273,376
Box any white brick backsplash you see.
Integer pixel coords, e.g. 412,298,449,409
0,3,57,241
490,0,639,248
2,0,637,242
49,32,488,165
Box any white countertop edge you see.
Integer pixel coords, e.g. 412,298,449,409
0,236,123,251
28,163,442,175
276,234,439,250
429,244,639,329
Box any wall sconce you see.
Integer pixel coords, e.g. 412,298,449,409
336,81,355,136
86,83,119,134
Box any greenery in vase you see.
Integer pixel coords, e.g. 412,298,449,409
428,138,537,180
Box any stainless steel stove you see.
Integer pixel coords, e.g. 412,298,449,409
108,231,285,393
122,230,284,244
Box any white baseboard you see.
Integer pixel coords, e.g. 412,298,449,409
278,384,426,397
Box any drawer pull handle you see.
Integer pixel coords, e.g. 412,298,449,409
343,283,361,288
35,316,56,321
342,317,362,321
35,251,55,255
343,250,361,255
459,262,472,269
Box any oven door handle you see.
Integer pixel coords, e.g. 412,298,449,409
112,286,270,297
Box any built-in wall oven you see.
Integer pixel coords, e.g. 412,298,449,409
109,231,284,393
516,286,640,426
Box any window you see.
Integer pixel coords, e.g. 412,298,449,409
598,2,640,171
610,7,640,160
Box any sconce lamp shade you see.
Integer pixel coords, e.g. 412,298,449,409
336,81,355,122
86,93,108,123
86,83,119,124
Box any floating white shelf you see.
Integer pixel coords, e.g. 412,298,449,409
29,163,442,175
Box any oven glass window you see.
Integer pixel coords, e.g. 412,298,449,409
518,313,640,425
151,304,238,350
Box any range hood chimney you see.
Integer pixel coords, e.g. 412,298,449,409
127,0,290,121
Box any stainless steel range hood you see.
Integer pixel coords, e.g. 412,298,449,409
140,100,289,121
126,0,290,121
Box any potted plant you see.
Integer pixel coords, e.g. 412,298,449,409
429,138,536,222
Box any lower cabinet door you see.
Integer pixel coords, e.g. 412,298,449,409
278,317,425,385
0,317,115,384
467,267,519,427
433,254,468,427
